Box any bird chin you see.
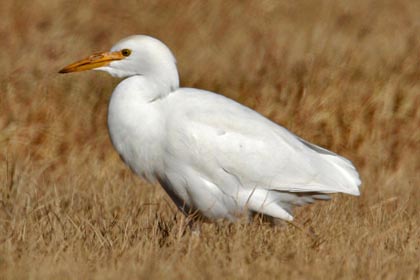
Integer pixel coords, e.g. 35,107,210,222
94,66,131,78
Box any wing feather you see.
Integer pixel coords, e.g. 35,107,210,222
165,88,361,198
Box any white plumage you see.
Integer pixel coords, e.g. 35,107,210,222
60,35,361,222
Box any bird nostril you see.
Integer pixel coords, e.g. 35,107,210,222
89,54,104,61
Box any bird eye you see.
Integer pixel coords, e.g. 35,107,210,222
121,49,132,57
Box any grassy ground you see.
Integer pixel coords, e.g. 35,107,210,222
1,0,419,279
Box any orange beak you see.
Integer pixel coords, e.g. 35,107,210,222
59,51,125,73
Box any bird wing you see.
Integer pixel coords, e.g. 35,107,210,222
165,88,361,197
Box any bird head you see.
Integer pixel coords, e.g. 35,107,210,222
59,35,179,92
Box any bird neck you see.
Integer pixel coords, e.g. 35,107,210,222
108,75,167,182
145,62,179,98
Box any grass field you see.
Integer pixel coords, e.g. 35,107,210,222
1,0,419,279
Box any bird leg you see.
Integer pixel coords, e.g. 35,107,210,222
287,219,324,248
177,207,208,237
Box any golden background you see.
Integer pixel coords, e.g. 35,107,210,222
0,1,419,279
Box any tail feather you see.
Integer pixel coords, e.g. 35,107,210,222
299,138,361,196
274,191,330,210
246,190,331,221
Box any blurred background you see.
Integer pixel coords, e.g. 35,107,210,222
0,0,419,279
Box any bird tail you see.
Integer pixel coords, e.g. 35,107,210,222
299,138,361,196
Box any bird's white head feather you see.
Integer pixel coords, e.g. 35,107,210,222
98,35,180,95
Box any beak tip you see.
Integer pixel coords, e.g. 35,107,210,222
58,68,68,74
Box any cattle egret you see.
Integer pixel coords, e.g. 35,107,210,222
59,35,361,222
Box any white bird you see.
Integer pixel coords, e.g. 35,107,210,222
59,35,361,222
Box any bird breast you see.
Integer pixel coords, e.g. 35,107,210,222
107,76,166,182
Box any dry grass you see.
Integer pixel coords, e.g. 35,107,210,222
1,0,419,279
